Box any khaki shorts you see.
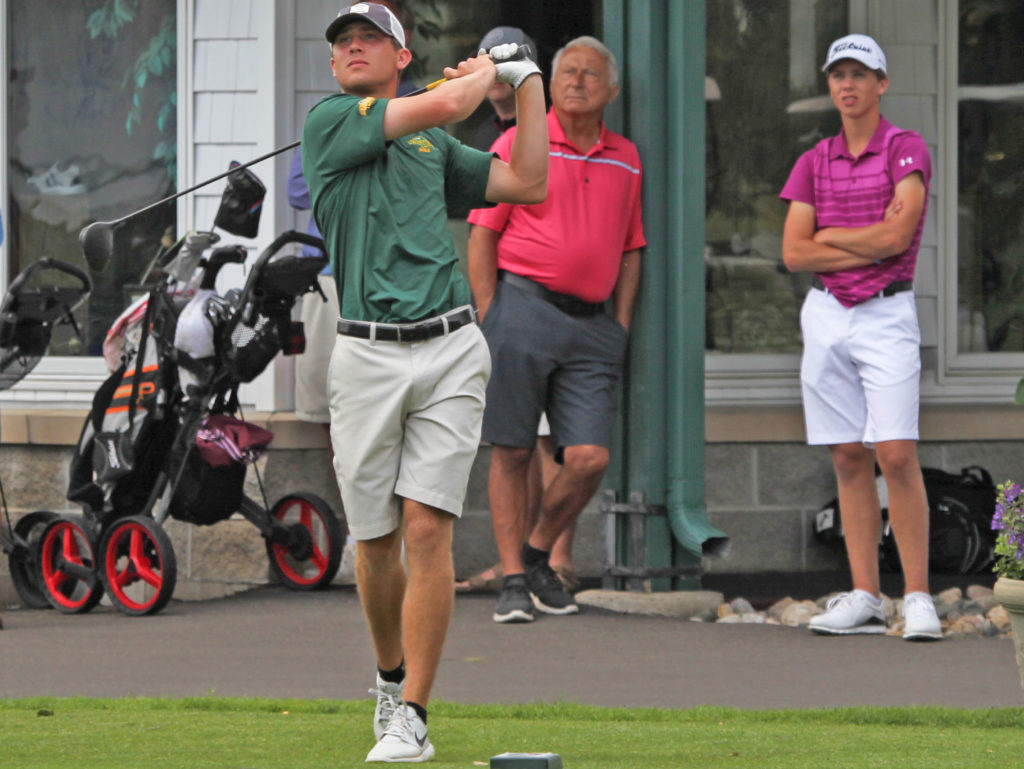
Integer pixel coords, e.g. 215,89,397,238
295,274,339,423
327,318,491,540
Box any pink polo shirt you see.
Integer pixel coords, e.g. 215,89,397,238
468,108,646,303
780,116,931,307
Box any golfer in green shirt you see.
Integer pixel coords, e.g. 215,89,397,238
302,3,547,762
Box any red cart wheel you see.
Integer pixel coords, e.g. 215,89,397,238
266,493,343,590
99,516,177,616
38,516,103,614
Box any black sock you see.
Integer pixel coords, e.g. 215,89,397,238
522,543,549,568
407,701,427,724
378,660,405,684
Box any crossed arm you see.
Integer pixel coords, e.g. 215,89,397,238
781,171,926,273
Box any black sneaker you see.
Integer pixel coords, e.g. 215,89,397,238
492,574,535,623
524,558,579,615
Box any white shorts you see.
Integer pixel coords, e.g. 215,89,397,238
295,274,339,423
800,288,921,447
327,318,491,540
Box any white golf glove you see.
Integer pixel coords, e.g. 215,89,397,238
484,42,541,90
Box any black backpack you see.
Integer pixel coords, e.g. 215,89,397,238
813,465,997,575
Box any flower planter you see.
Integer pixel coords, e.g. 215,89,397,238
993,577,1024,690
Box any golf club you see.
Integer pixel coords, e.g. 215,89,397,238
79,44,534,272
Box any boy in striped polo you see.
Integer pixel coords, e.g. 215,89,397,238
780,34,942,641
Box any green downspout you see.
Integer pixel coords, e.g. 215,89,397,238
604,0,728,589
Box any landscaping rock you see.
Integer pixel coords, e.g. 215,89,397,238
767,597,796,622
780,601,820,627
730,597,756,615
988,604,1012,632
966,585,994,601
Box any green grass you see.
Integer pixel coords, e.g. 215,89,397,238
1,698,1022,768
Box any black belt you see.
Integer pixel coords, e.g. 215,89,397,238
336,306,476,343
498,271,604,317
812,276,913,299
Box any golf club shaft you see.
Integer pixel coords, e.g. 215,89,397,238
95,78,445,227
101,46,525,225
111,140,301,226
81,46,532,271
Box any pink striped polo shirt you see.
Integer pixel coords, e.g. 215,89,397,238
780,116,931,307
468,108,646,303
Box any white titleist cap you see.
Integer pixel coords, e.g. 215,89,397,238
326,3,406,49
822,34,887,76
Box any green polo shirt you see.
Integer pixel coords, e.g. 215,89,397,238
302,93,494,323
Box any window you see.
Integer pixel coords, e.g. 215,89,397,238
956,0,1024,354
6,0,176,357
705,0,847,355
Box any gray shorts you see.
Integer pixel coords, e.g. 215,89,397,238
481,280,628,454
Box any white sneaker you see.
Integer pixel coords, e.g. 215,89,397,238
369,674,406,741
808,590,887,635
366,703,434,763
902,592,943,641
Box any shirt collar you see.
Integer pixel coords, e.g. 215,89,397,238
548,107,613,155
829,115,892,160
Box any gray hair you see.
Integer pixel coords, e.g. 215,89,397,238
551,36,619,86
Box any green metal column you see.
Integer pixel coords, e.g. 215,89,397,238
603,0,728,589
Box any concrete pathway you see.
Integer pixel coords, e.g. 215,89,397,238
2,586,1021,709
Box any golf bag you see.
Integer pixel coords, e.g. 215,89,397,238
813,465,998,575
66,288,180,523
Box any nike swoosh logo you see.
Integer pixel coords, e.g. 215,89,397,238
416,732,428,748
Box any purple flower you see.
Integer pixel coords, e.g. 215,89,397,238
1006,483,1022,503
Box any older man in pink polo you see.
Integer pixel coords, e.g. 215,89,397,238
468,35,645,625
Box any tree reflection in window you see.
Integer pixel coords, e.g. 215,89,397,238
6,0,176,357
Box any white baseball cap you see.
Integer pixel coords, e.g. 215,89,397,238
822,34,887,76
326,3,406,49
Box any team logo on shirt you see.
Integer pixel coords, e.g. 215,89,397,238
408,136,434,153
899,156,914,167
358,97,376,116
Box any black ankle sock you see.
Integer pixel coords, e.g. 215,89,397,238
378,661,405,684
522,543,549,568
407,701,427,724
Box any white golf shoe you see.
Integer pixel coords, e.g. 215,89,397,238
366,703,434,763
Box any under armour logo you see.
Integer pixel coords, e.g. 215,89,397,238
899,156,914,167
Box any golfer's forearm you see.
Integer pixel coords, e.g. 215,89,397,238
505,76,548,202
383,68,494,139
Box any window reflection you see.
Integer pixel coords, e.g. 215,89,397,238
705,0,845,354
6,0,176,356
957,0,1024,352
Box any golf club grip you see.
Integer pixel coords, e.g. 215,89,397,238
402,44,534,98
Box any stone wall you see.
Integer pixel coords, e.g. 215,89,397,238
6,434,1023,607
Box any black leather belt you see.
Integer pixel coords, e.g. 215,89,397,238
812,276,913,299
498,271,604,317
336,306,476,343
